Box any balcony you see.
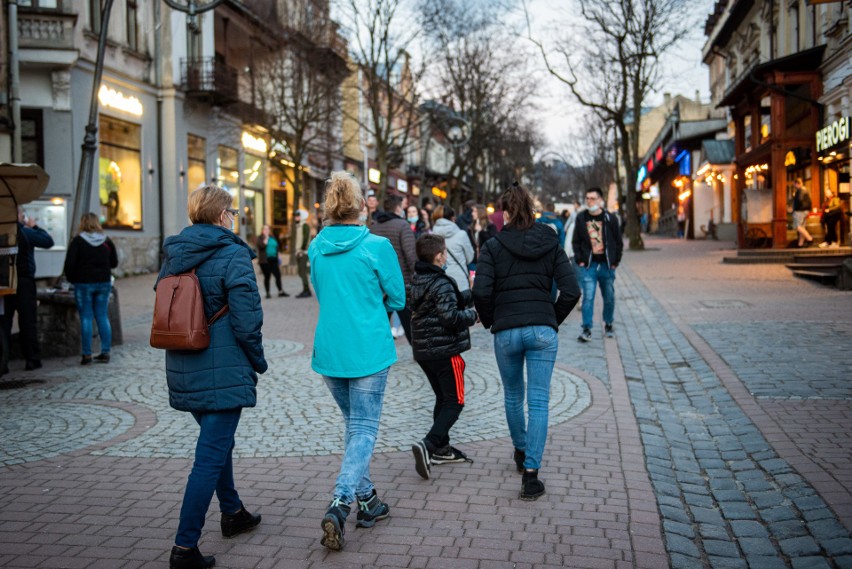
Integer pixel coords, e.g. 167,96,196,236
180,58,238,105
18,10,76,50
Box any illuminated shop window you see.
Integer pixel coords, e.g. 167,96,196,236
216,145,240,231
99,115,142,230
187,134,206,194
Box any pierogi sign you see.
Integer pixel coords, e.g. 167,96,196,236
816,116,851,153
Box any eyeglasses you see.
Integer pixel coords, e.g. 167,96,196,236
225,208,238,216
584,196,600,202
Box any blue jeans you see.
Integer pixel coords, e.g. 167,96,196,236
323,367,389,504
579,263,616,330
73,282,113,356
494,326,558,470
175,409,243,548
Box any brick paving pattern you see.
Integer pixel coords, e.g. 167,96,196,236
0,236,850,568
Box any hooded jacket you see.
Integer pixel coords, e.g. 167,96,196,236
156,223,267,412
431,218,474,292
64,232,118,284
473,223,580,333
369,211,417,289
309,224,406,377
572,209,623,267
16,223,54,279
410,261,477,361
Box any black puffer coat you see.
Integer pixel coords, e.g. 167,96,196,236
473,223,580,333
410,261,477,361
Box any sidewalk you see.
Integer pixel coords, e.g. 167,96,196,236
0,236,850,568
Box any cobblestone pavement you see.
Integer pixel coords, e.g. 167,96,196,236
0,236,850,568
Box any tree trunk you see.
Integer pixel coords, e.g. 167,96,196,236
619,124,644,250
289,166,302,266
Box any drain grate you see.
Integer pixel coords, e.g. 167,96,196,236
0,379,46,390
699,299,750,309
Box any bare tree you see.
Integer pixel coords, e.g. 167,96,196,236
339,0,422,204
252,1,346,263
525,0,692,250
420,0,536,206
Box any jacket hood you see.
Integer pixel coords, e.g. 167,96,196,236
495,223,558,260
162,224,255,274
312,224,370,255
375,211,402,223
80,232,107,247
432,218,461,238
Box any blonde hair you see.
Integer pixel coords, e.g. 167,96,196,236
188,185,233,225
78,212,103,234
324,171,364,223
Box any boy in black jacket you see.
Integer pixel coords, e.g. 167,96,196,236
409,234,478,480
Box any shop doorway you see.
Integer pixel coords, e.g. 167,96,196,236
240,188,264,249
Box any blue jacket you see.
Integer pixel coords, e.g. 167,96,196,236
17,223,54,278
537,212,565,247
156,224,267,412
309,224,405,377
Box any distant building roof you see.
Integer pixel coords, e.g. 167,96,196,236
702,139,734,164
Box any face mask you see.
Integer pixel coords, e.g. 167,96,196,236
358,213,368,223
441,263,448,271
407,216,418,224
588,203,601,213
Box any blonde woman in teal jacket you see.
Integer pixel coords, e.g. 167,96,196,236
308,171,405,551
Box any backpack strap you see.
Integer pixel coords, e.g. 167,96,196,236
187,268,230,325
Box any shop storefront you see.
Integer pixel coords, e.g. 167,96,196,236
815,116,851,245
240,131,268,248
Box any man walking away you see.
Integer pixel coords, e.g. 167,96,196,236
791,178,814,248
370,194,417,343
294,210,313,298
572,187,623,342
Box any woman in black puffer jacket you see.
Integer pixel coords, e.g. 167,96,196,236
473,182,581,501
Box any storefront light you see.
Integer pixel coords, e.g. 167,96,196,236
368,168,381,184
678,190,692,202
98,85,143,116
241,132,268,154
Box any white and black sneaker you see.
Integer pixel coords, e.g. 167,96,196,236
577,328,592,342
431,446,473,465
605,324,614,338
412,440,431,480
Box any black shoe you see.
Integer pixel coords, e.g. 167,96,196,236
513,448,525,473
520,469,545,501
356,490,389,528
265,292,271,299
604,324,614,339
296,290,312,298
221,504,261,538
94,353,110,364
24,360,42,371
412,440,431,480
431,445,473,465
169,546,215,569
278,290,290,297
320,498,350,551
577,328,592,343
80,355,93,366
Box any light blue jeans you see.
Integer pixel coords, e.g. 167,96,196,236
579,263,616,330
323,367,389,504
175,409,243,548
73,282,113,356
494,326,558,470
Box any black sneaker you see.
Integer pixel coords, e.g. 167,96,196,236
513,448,525,473
355,490,389,528
320,498,350,551
577,328,592,342
296,290,312,298
412,440,431,480
520,469,545,501
278,290,290,297
24,359,42,371
604,324,614,338
94,353,110,364
431,445,473,465
169,546,215,569
80,355,93,366
221,503,261,538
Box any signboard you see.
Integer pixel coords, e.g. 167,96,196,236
816,116,851,153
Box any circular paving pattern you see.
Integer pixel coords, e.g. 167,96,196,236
0,401,135,466
0,340,591,460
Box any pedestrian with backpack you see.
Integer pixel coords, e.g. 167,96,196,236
156,185,268,569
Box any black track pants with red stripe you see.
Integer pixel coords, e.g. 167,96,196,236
416,354,466,452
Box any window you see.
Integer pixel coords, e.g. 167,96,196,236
216,146,240,231
90,0,102,34
187,134,206,194
21,109,43,167
127,0,139,51
99,116,142,230
18,0,60,8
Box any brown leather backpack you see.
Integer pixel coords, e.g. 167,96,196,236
150,268,228,350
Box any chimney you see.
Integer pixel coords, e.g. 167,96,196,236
695,90,701,103
664,92,671,107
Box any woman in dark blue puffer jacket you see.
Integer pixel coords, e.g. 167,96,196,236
156,185,268,569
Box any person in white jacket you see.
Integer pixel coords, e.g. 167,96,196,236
430,205,474,292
